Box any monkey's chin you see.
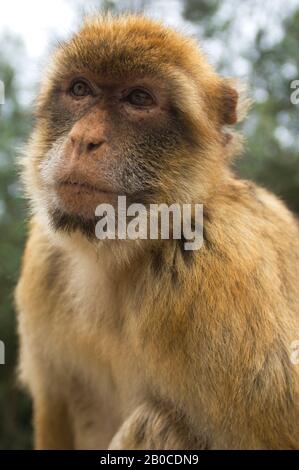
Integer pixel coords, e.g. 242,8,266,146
49,184,119,239
49,207,99,240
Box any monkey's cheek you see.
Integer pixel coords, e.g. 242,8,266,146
55,186,118,219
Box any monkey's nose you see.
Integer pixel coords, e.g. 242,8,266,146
69,134,106,157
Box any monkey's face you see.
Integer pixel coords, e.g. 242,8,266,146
39,74,186,221
26,16,238,237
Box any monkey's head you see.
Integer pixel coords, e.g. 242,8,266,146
23,14,244,238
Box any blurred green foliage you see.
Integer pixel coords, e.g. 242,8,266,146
0,37,32,449
183,0,299,212
239,9,299,212
0,0,298,449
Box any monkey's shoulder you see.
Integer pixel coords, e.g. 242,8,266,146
208,179,299,249
194,179,299,302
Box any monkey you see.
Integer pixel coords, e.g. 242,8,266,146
15,14,299,450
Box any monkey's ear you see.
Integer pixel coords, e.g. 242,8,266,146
219,82,239,126
217,79,252,126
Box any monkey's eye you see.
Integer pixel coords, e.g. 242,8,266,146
69,80,92,98
126,89,154,107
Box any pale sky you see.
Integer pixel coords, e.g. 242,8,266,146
0,0,184,59
1,0,299,60
0,0,79,58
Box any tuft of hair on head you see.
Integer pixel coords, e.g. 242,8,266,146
217,78,252,126
231,79,252,123
215,78,252,162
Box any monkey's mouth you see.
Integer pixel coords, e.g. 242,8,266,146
55,180,118,218
59,180,109,193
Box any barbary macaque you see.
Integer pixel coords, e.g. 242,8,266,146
15,14,299,449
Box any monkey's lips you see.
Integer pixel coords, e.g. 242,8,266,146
55,180,118,218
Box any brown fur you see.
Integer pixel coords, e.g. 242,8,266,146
16,14,299,449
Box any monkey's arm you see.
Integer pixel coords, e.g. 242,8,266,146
108,402,207,450
16,221,74,449
32,393,73,450
17,329,74,450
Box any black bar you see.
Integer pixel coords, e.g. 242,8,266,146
0,450,298,466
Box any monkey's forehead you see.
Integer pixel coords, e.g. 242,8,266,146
53,15,213,81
